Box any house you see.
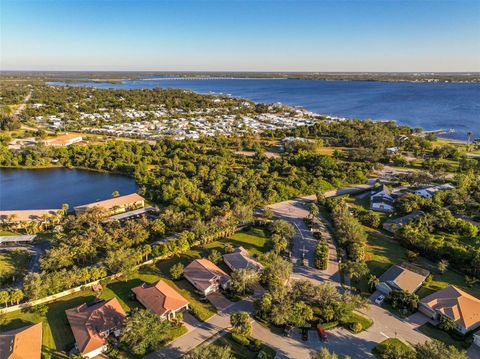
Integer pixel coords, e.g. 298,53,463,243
131,280,189,320
41,134,83,146
386,146,399,155
414,183,455,198
370,184,395,213
0,235,36,245
223,247,264,272
74,193,145,214
0,209,61,223
0,323,42,359
419,285,480,335
65,298,126,358
377,264,429,295
183,258,231,296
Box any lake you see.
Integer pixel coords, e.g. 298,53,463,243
0,168,137,210
50,78,480,141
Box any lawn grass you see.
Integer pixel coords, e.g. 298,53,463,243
0,250,31,286
343,311,373,332
418,323,473,350
196,332,276,359
373,338,414,358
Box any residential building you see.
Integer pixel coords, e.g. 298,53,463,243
183,258,231,296
74,193,145,214
131,280,189,320
65,298,126,358
377,264,429,295
41,134,83,146
370,184,394,213
414,183,454,198
419,285,480,335
0,235,36,245
0,323,42,359
223,246,263,272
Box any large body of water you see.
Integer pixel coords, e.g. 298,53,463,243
0,168,137,210
52,78,480,141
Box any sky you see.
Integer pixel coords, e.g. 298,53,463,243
1,0,479,72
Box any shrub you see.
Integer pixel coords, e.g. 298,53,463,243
318,321,338,330
231,333,250,346
170,262,184,280
314,241,329,270
248,338,262,352
350,322,362,333
256,350,269,359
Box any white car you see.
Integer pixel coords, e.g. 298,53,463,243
375,295,385,305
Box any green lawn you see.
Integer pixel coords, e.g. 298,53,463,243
194,333,276,359
0,250,31,287
418,323,473,350
343,311,373,332
373,338,414,358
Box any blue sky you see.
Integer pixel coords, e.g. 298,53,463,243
1,0,479,71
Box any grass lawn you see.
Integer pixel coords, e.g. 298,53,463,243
343,311,373,332
418,323,473,350
0,250,31,286
195,332,276,359
373,338,414,358
355,226,480,298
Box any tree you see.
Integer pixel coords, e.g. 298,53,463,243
271,234,288,254
438,259,449,274
230,311,252,337
260,253,292,288
287,300,313,327
438,315,455,332
367,274,379,292
208,249,222,264
0,291,9,308
311,348,339,359
230,268,259,296
467,131,473,144
112,191,120,197
151,219,166,236
254,292,272,320
270,220,295,241
170,263,184,280
121,308,172,355
10,289,24,305
185,345,234,359
415,340,467,359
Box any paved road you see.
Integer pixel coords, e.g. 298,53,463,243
14,89,32,116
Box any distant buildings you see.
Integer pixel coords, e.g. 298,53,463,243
74,193,145,214
377,264,429,295
419,285,480,335
132,280,189,320
0,323,42,359
184,258,231,296
223,246,263,272
65,298,126,358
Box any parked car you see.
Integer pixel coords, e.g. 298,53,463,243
375,294,385,305
301,328,308,341
317,327,328,342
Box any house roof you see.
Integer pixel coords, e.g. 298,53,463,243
43,134,82,146
223,247,263,272
371,184,391,197
0,323,42,359
132,280,189,317
379,264,428,293
65,298,126,355
0,209,61,222
74,193,144,211
184,258,230,292
420,285,480,331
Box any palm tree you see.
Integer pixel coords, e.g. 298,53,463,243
368,274,380,292
467,131,473,144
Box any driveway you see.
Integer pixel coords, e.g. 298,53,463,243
207,292,233,311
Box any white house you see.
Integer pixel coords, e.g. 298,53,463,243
370,184,395,213
414,183,454,198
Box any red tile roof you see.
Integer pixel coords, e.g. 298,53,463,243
0,323,42,359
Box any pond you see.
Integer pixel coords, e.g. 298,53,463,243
0,168,138,210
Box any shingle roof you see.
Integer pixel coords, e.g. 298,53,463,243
0,323,42,359
379,264,428,293
184,258,230,292
223,247,263,272
65,298,126,355
420,285,480,331
132,280,189,317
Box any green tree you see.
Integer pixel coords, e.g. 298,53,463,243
10,289,24,305
208,249,222,264
170,263,184,280
438,315,455,332
415,340,467,359
438,259,449,274
121,308,172,355
230,268,259,296
230,311,252,337
185,345,234,359
0,291,10,308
